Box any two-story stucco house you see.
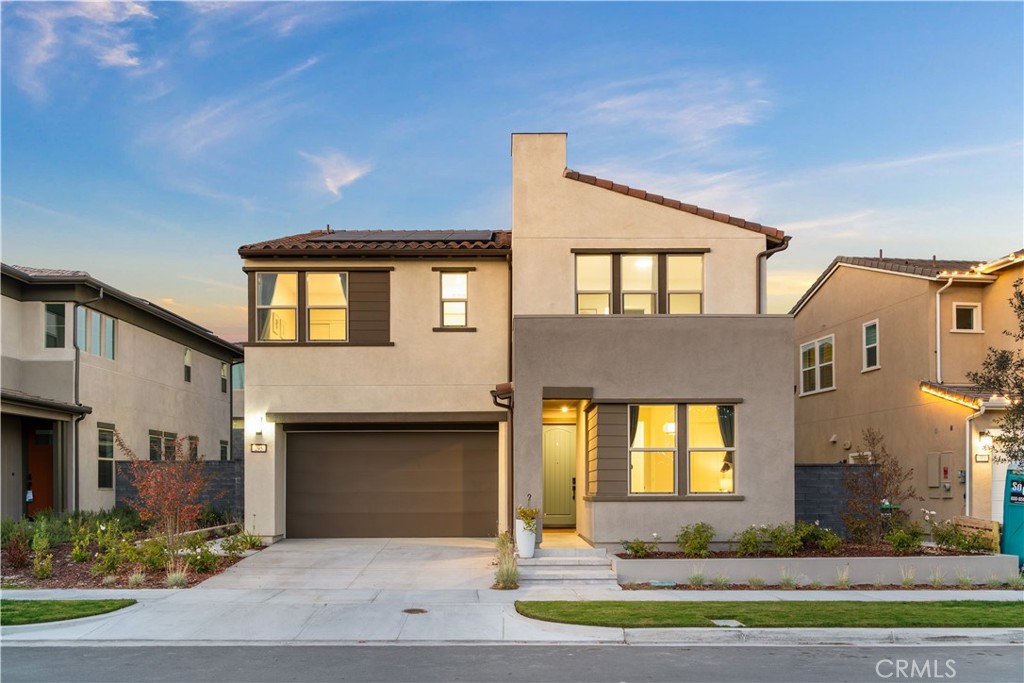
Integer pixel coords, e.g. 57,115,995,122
791,252,1023,526
240,133,795,547
1,264,243,519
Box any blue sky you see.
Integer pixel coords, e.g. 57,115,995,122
2,1,1021,341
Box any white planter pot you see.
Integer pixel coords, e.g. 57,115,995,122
515,519,536,559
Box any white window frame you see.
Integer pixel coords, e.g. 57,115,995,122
627,404,678,496
799,334,835,396
220,363,228,393
184,348,193,383
951,302,982,333
862,319,880,372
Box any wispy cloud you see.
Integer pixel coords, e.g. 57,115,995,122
6,1,156,100
815,142,1023,177
156,297,247,341
300,150,371,198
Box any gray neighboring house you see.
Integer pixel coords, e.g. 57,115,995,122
240,133,796,548
1,264,243,519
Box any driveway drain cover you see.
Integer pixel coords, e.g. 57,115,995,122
403,608,428,614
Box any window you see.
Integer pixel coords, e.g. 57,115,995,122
221,363,229,393
98,424,114,490
952,303,981,332
575,254,612,314
188,435,199,460
667,255,703,314
687,405,735,494
75,307,116,359
184,349,192,383
439,272,469,327
45,303,65,348
220,440,229,461
863,320,879,371
149,430,177,461
628,405,677,494
256,272,298,341
232,363,245,390
307,272,348,341
575,253,705,315
800,335,834,395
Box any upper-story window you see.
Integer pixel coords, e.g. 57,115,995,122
307,272,348,341
575,252,705,315
800,335,834,395
256,272,298,341
232,363,245,389
952,303,981,332
44,303,65,348
440,272,469,327
75,307,116,360
184,348,193,382
221,363,228,393
863,320,879,371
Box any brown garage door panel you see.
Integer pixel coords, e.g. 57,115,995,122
287,431,498,538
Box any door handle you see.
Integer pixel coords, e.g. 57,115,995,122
571,476,576,501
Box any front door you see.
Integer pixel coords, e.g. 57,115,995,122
26,421,54,516
542,425,576,527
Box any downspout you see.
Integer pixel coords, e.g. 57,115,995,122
964,404,985,517
934,277,954,383
504,251,514,534
73,287,104,510
755,236,791,314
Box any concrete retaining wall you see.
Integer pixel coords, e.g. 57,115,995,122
614,554,1021,586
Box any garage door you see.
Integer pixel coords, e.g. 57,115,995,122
286,430,498,538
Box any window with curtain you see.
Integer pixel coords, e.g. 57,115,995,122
628,404,677,494
256,273,298,341
687,404,736,494
307,272,348,341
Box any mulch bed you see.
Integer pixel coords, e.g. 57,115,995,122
1,539,254,590
615,544,972,560
622,582,1007,591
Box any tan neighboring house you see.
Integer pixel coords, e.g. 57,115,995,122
1,264,243,519
240,132,795,546
791,251,1024,525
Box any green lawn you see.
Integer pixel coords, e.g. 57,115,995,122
515,601,1024,629
1,599,136,626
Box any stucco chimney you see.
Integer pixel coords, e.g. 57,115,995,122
511,133,567,179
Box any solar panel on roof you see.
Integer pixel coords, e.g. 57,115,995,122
308,230,495,243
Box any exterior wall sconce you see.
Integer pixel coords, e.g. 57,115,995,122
976,431,993,462
256,415,265,436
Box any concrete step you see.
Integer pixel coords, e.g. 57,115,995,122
518,577,622,587
531,547,608,558
518,567,618,581
517,556,611,567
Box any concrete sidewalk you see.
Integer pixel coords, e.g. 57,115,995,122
3,585,1022,647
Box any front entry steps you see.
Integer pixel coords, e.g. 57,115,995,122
517,547,620,587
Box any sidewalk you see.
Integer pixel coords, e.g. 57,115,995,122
3,586,1022,647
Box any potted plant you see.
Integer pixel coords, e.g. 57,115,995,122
515,501,540,559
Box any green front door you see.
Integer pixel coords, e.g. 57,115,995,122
542,425,576,527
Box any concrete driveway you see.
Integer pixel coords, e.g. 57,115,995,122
196,538,497,591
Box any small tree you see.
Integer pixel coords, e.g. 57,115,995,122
842,428,921,543
115,431,209,573
967,277,1024,468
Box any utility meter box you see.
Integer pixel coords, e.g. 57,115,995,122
1002,470,1024,568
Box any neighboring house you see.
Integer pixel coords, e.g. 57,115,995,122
790,251,1024,526
1,264,243,519
239,132,795,546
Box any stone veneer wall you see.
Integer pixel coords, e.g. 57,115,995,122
116,459,244,519
794,463,863,538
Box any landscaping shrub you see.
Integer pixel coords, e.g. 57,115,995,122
734,525,769,557
885,523,924,555
766,524,802,557
165,570,188,588
620,534,660,558
675,522,715,558
3,530,31,569
69,520,92,563
493,531,518,590
842,429,921,543
185,544,218,573
196,505,228,530
795,521,842,555
134,539,170,572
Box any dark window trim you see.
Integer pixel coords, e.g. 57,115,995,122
438,270,469,329
44,302,66,348
542,387,594,400
432,327,477,333
305,272,349,343
243,265,395,273
97,424,115,490
219,440,230,461
431,266,477,272
97,421,116,430
583,495,745,502
590,397,744,405
571,248,711,254
241,341,395,348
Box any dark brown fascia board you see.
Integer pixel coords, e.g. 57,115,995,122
270,411,508,424
542,387,594,400
241,341,395,348
1,266,242,361
583,495,745,502
431,266,478,272
243,265,396,273
570,248,711,255
1,391,92,416
238,248,510,259
432,327,477,333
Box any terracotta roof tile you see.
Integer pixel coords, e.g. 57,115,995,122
563,168,786,244
239,229,512,257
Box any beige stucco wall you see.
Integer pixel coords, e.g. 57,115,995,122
513,315,795,545
77,319,233,511
794,263,1022,524
1,298,76,400
243,257,510,540
510,133,767,316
